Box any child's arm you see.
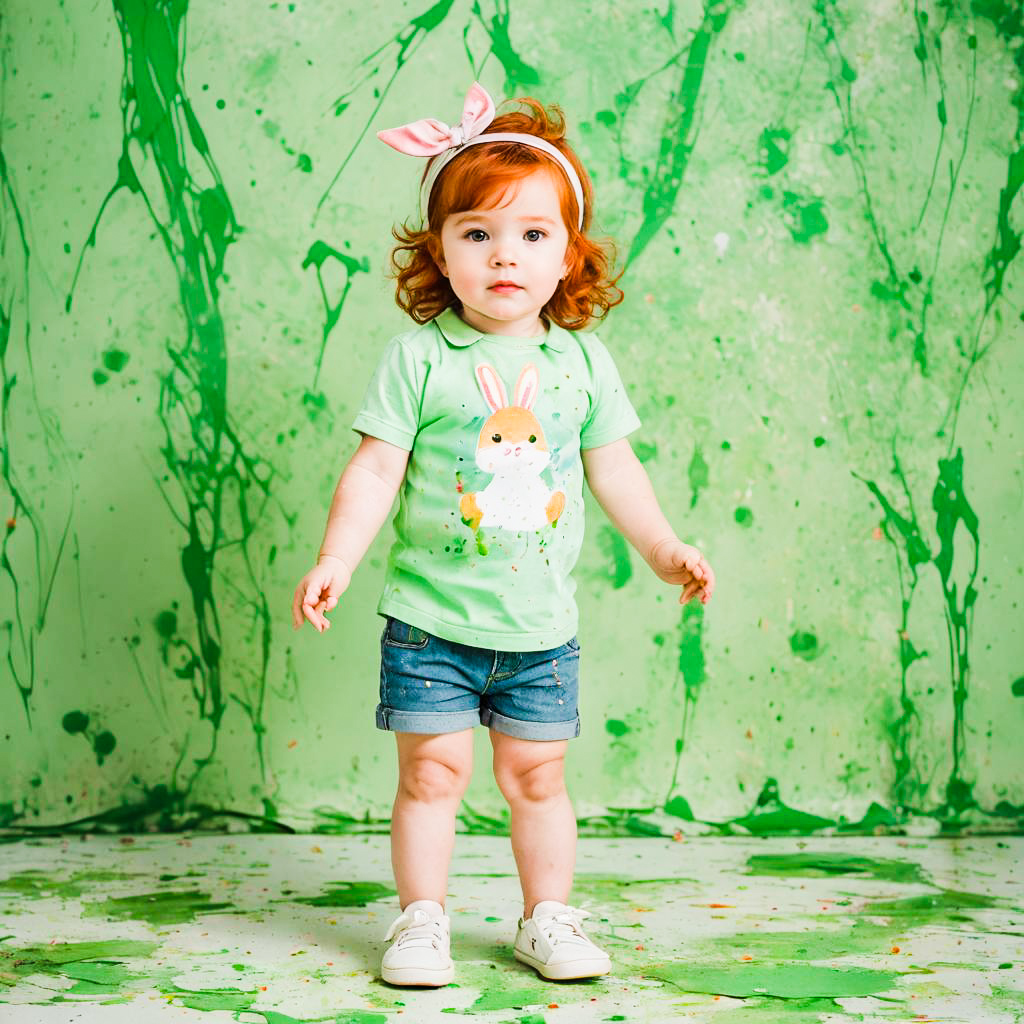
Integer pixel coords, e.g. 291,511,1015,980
582,438,715,606
292,434,410,632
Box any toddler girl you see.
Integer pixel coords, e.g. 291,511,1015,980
291,83,714,987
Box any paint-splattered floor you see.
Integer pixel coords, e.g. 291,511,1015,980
0,834,1021,1022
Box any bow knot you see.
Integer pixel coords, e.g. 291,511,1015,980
377,82,495,157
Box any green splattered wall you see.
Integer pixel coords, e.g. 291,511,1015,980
1,0,1021,836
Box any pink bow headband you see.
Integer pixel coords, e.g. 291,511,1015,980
377,82,585,230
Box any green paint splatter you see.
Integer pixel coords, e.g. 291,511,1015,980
730,778,836,834
648,961,899,999
781,192,828,243
758,126,791,175
0,937,160,992
288,880,396,907
62,710,89,734
789,630,819,661
82,889,235,926
744,852,929,885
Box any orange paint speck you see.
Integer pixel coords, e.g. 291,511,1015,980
741,954,753,961
672,830,683,842
872,526,883,540
548,1003,559,1009
635,944,645,950
706,903,734,908
891,945,901,953
288,740,297,749
5,518,15,530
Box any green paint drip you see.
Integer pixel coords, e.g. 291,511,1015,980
62,0,282,812
932,449,980,814
687,445,709,508
856,444,981,823
0,141,75,728
301,240,369,398
625,1,736,267
316,0,457,218
597,525,632,588
664,599,706,815
469,0,541,94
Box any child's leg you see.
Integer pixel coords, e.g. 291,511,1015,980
490,731,575,919
391,728,474,908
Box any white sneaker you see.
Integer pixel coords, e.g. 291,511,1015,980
380,899,454,987
514,900,611,980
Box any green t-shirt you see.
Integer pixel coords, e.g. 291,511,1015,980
352,307,641,651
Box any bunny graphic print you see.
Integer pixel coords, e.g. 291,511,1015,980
351,310,641,650
459,363,566,533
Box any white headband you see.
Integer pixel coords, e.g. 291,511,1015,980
376,82,586,230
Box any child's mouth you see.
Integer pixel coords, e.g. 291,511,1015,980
490,282,522,293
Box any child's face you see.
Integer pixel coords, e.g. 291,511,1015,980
435,169,570,337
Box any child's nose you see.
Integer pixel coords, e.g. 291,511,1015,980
490,241,518,266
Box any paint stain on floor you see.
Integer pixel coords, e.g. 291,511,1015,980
0,836,1020,1022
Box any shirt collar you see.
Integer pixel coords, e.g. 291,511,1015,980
435,307,568,352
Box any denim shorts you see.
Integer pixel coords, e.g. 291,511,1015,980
376,616,581,741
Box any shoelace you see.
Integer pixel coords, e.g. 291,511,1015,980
535,906,592,946
384,908,447,950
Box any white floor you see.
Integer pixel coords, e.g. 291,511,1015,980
0,834,1021,1022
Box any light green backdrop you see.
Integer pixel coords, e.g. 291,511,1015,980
1,0,1021,836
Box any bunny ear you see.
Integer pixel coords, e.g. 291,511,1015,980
513,363,540,410
475,364,508,413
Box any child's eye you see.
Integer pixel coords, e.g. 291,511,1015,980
524,229,546,242
465,229,488,242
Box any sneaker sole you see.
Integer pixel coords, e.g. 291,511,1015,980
513,946,611,981
380,963,455,987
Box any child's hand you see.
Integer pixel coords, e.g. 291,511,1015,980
649,539,715,606
292,556,352,633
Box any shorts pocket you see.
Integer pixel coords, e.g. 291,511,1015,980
565,636,580,652
384,616,430,650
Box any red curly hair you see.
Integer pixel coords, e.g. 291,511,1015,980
389,97,623,330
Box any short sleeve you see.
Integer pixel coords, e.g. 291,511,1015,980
579,334,642,449
351,337,423,451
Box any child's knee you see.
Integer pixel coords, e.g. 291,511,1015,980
494,754,566,804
